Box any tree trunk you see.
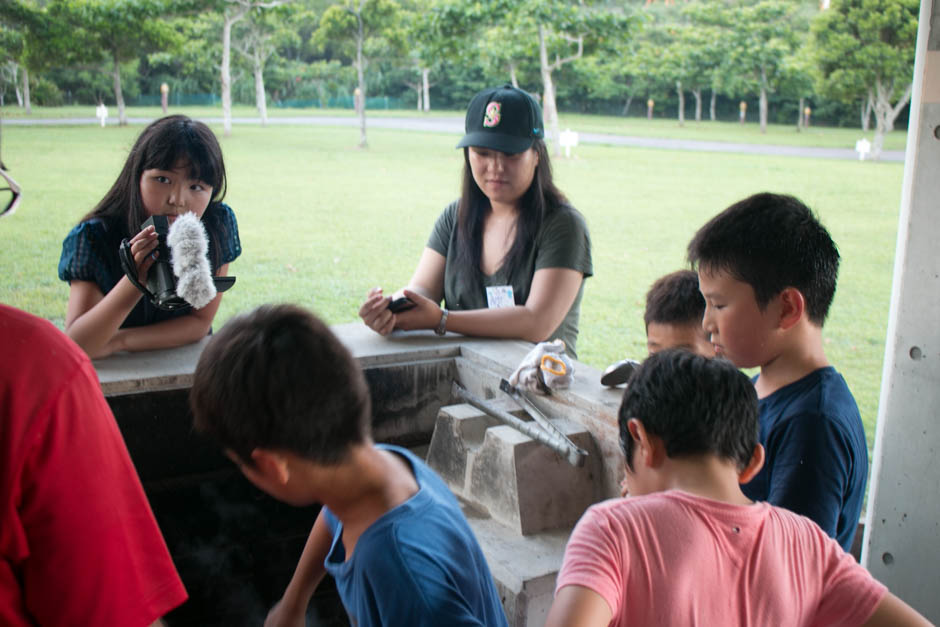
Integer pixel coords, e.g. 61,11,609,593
112,54,127,126
221,7,248,137
759,69,768,134
422,68,430,112
537,23,581,156
870,79,912,160
355,10,367,149
22,67,30,114
509,62,519,88
798,96,805,130
861,90,873,132
621,95,633,116
222,18,234,136
676,80,685,126
538,26,560,157
253,51,267,126
11,63,21,107
709,90,716,121
692,88,701,122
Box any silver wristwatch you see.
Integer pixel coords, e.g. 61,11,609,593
435,308,449,336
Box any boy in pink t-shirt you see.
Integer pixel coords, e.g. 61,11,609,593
547,350,929,627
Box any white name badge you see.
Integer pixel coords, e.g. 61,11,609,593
486,285,515,309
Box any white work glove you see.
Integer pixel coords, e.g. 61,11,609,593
508,339,574,394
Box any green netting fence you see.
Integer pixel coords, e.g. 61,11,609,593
274,95,406,109
128,93,220,106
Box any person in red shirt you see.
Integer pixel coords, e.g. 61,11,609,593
0,303,187,626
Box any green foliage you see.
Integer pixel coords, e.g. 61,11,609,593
0,21,25,64
314,0,405,62
145,15,222,96
683,0,804,97
811,0,918,104
28,74,64,105
30,0,178,71
0,0,922,128
0,0,76,73
46,64,124,104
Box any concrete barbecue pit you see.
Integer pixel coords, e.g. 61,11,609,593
95,323,627,626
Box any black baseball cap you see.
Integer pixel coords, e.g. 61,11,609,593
456,84,544,154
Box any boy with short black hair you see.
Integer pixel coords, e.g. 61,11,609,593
644,269,711,357
602,270,711,389
547,350,928,627
189,304,507,627
686,192,867,551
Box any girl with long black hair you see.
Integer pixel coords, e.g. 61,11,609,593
58,115,240,358
358,84,592,357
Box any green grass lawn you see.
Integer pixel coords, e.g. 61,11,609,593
0,117,904,455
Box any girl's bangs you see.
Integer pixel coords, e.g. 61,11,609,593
143,130,223,192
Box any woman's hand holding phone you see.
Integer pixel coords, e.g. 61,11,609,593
359,287,396,335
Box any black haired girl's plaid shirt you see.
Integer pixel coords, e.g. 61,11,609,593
58,202,240,328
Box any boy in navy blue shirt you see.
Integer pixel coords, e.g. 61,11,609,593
189,304,507,627
687,193,868,551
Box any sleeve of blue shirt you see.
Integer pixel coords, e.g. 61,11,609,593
763,411,853,539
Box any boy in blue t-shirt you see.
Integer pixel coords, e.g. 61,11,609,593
687,192,868,551
189,304,507,627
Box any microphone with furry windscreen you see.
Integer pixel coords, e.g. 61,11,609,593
168,213,216,309
118,214,235,311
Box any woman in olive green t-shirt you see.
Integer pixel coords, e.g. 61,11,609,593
358,84,593,357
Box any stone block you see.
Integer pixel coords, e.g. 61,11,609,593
427,403,598,536
426,403,501,492
470,423,597,535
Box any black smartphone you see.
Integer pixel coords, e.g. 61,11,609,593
388,296,416,313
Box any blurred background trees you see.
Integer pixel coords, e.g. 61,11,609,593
0,0,919,138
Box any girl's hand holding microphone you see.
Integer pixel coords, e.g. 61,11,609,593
127,223,160,283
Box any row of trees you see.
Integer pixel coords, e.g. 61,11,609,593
0,0,919,158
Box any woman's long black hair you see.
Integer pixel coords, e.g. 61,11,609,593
455,139,566,282
82,115,227,240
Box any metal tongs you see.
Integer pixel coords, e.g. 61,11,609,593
451,380,588,467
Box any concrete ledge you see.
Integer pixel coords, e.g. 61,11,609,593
93,323,629,497
95,337,210,396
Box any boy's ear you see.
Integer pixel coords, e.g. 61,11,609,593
249,448,291,486
627,419,665,468
776,287,805,330
739,444,765,484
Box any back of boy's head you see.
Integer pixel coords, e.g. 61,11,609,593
88,115,227,236
644,270,705,330
619,349,758,472
190,304,371,466
686,193,840,326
